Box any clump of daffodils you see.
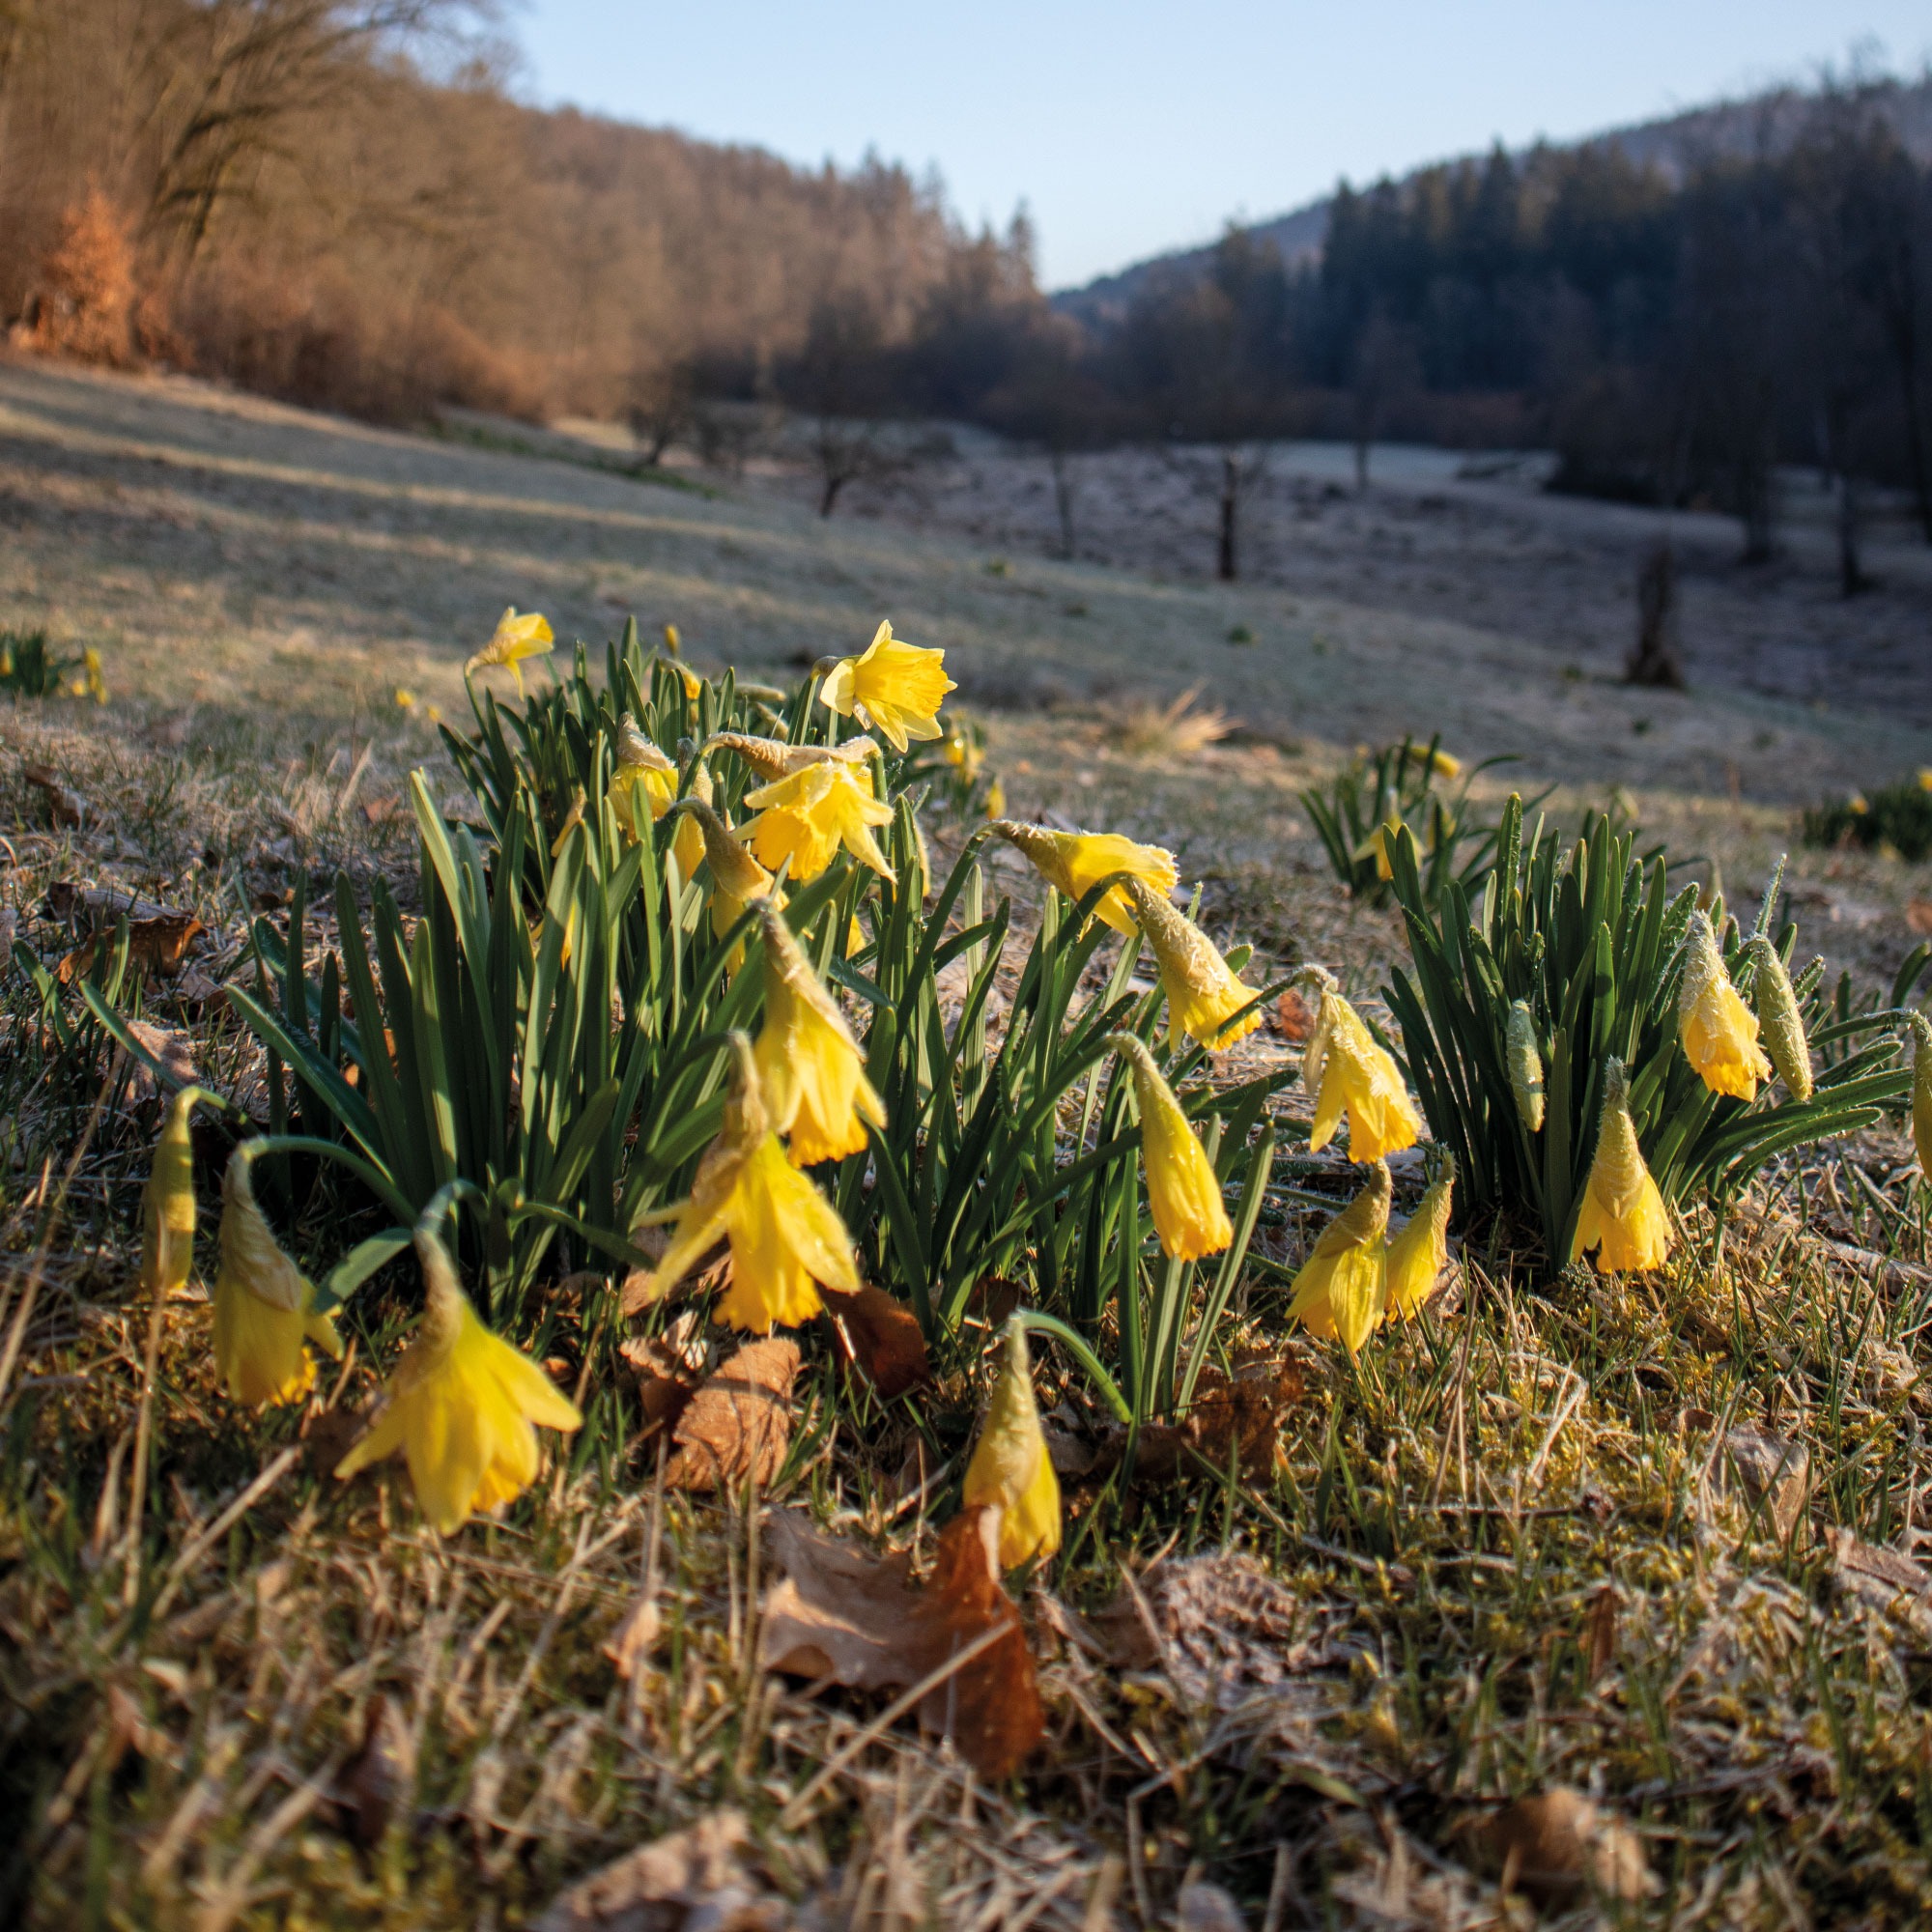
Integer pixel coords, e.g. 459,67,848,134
1297,967,1423,1163
334,1222,582,1534
213,1148,343,1408
634,1035,863,1331
993,822,1178,937
1110,1034,1232,1261
1570,1059,1672,1272
962,1321,1061,1570
818,620,955,753
1678,911,1771,1101
753,901,885,1166
1123,878,1260,1053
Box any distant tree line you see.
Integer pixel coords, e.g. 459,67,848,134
746,80,1932,584
6,14,1926,586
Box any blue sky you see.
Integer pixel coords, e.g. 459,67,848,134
516,3,1929,289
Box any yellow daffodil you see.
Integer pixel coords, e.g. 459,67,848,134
1506,1000,1546,1132
140,1087,201,1296
1570,1060,1672,1272
1286,1162,1391,1354
334,1225,581,1534
962,1321,1061,1570
1908,1015,1932,1183
1352,815,1404,882
984,777,1005,819
664,623,681,655
754,901,885,1165
394,687,415,710
818,619,955,753
1111,1034,1232,1261
465,606,554,694
1122,878,1260,1052
1428,747,1461,780
1847,792,1868,815
943,730,984,781
81,646,107,704
1919,769,1932,793
743,760,895,883
1747,935,1812,1101
608,721,708,878
213,1149,343,1408
1298,969,1423,1163
1678,911,1771,1101
992,821,1179,937
634,1037,863,1331
1383,1156,1455,1321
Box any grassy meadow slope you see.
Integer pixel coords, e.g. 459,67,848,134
6,355,1932,1928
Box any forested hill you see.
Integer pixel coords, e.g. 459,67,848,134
1055,73,1932,327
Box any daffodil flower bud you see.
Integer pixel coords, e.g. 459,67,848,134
1678,911,1771,1101
1747,935,1813,1102
1506,1000,1546,1132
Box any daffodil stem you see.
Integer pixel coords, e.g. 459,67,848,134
240,1135,416,1226
1010,1310,1133,1424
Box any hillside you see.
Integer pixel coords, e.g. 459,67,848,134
1055,72,1932,328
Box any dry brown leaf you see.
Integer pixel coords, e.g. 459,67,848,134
1174,1882,1246,1932
662,1337,800,1492
1909,898,1932,937
760,1505,1043,1781
1584,1582,1618,1685
618,1326,703,1445
337,1693,411,1848
362,794,405,827
121,1019,197,1100
824,1283,928,1400
1723,1425,1809,1543
1472,1787,1652,1905
1085,1551,1339,1707
603,1592,661,1681
44,881,174,923
1833,1531,1932,1633
23,763,86,827
1111,1362,1297,1483
1274,984,1316,1041
535,1808,785,1931
965,1274,1022,1327
57,913,205,983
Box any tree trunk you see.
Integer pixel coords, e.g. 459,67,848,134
1837,470,1866,597
1049,449,1075,559
1627,539,1685,688
818,471,847,518
1217,451,1238,582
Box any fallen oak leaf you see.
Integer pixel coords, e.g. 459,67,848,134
617,1314,705,1444
662,1336,800,1492
760,1505,1042,1781
1273,984,1316,1041
823,1282,928,1400
57,913,205,984
22,763,86,827
1469,1786,1654,1905
535,1808,779,1932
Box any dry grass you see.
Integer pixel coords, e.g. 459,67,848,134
5,363,1932,1928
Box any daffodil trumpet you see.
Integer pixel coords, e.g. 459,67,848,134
962,1320,1062,1570
1108,1033,1233,1262
213,1142,345,1408
1294,965,1423,1164
992,821,1179,938
1122,877,1263,1053
1569,1059,1673,1272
